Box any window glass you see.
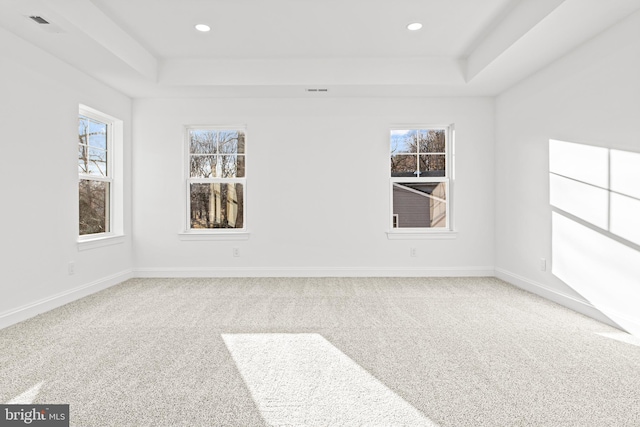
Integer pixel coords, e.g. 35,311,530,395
391,130,417,154
79,180,110,234
187,128,246,230
390,127,450,230
190,183,244,229
79,113,111,236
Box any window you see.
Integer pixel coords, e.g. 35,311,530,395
389,127,453,232
78,111,112,236
186,127,246,231
77,106,123,247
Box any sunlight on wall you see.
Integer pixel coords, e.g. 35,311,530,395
610,193,640,246
610,149,640,200
596,331,640,348
549,140,608,186
552,212,640,333
549,173,608,229
222,333,438,427
550,140,640,336
609,149,640,246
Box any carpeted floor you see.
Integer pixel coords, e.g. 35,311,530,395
1,277,639,426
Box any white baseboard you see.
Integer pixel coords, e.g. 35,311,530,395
494,268,626,330
134,266,496,278
0,269,134,330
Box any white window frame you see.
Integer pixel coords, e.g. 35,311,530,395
77,105,124,250
387,124,456,240
180,125,250,241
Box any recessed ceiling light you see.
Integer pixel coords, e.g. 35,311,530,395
195,24,211,32
407,23,423,31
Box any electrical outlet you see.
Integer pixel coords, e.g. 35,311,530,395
68,261,75,275
410,248,417,257
233,248,240,257
540,258,547,271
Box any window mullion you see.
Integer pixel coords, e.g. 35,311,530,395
79,174,112,183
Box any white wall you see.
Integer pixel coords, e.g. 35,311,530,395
132,97,495,276
0,29,133,327
495,10,640,334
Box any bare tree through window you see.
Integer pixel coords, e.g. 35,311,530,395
79,115,110,235
187,128,246,229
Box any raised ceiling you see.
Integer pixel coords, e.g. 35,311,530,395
1,0,639,97
89,0,513,59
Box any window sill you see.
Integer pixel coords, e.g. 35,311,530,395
386,231,458,240
178,231,251,241
77,234,125,251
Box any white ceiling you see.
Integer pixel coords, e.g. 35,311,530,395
89,0,513,59
1,0,639,98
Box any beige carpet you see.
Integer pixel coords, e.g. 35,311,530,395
1,277,639,426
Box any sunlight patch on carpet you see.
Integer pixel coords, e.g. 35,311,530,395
6,381,45,404
222,333,438,426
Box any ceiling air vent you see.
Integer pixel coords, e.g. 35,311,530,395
26,15,64,33
29,16,50,24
